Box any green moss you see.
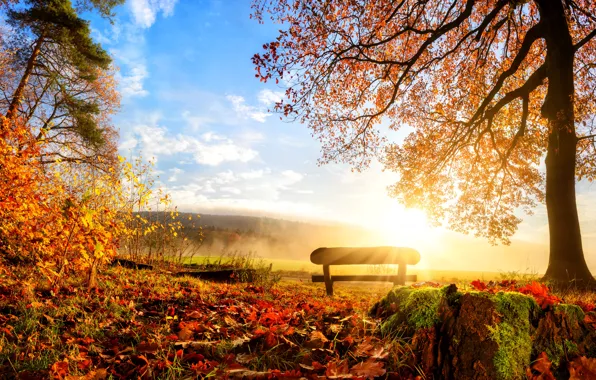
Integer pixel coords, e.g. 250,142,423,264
378,286,455,336
489,292,537,380
380,313,404,337
554,304,585,324
379,286,414,309
545,342,565,368
404,287,443,329
543,339,579,368
565,340,579,356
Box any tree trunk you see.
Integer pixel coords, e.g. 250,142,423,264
538,0,594,284
6,35,44,120
87,260,98,290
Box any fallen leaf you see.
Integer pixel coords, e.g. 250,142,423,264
350,360,386,379
326,360,350,378
263,331,277,349
527,352,555,380
50,361,69,378
305,330,328,349
65,369,107,380
236,353,256,364
225,362,248,373
569,356,596,380
177,327,194,340
135,342,159,354
354,338,374,357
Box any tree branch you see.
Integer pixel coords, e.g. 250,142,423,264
574,28,596,52
577,134,596,142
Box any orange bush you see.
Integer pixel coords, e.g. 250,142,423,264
0,116,123,287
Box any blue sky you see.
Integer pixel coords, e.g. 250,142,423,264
87,0,596,271
88,0,405,225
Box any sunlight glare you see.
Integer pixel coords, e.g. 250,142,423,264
375,205,443,269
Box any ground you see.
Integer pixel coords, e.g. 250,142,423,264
1,265,595,379
373,282,596,380
0,266,411,379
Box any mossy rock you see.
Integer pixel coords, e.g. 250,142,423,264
374,286,449,336
372,285,596,380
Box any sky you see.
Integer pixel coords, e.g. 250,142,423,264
88,0,596,272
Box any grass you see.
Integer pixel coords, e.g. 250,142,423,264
0,265,405,379
184,254,532,282
1,259,593,379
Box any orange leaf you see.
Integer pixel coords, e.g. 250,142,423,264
350,360,386,379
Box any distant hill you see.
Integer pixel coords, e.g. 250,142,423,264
135,212,384,261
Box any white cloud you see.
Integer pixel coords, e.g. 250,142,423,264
130,0,178,28
238,130,266,143
119,136,138,151
281,170,304,185
227,95,270,123
278,135,306,148
119,63,149,97
91,28,112,45
182,111,212,131
220,187,242,195
165,167,307,212
168,196,318,219
111,47,149,98
239,169,269,180
134,124,258,166
214,170,237,184
202,132,227,142
257,89,284,106
168,167,183,182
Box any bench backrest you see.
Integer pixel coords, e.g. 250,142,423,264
310,246,420,266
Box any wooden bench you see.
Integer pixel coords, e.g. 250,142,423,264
310,246,420,296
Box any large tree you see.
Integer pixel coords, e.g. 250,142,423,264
1,0,122,169
252,0,596,283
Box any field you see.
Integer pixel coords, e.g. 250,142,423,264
186,255,522,283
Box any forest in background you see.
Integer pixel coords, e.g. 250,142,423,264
159,212,381,261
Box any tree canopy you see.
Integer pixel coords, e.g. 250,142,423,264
253,0,596,282
2,0,120,169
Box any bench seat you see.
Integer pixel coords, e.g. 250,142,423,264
310,246,420,296
311,274,418,283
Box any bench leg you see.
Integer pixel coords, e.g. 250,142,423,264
396,264,407,285
323,264,333,296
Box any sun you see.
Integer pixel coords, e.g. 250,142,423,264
376,206,440,251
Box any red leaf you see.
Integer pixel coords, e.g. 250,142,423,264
569,356,596,380
263,331,277,349
182,353,205,364
50,361,69,378
77,359,92,371
471,280,487,291
312,361,326,370
527,352,555,380
584,312,596,327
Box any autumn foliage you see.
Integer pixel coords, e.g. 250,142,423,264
0,115,122,285
252,0,596,282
